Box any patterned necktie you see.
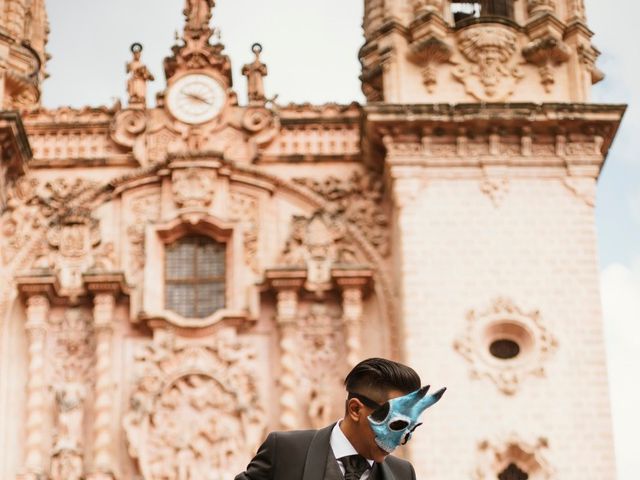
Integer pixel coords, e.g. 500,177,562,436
341,454,370,480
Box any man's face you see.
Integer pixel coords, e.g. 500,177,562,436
348,389,406,463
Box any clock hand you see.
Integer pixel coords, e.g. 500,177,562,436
185,92,213,105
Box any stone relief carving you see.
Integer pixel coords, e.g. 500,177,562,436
453,26,524,101
126,190,162,279
279,213,357,294
47,308,94,480
294,170,390,258
229,192,259,273
527,0,556,16
172,167,216,209
124,328,266,480
479,177,509,207
408,37,453,93
474,434,553,480
454,298,558,395
522,37,571,92
298,303,344,428
411,0,443,14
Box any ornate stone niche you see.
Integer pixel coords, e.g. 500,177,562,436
123,327,266,480
473,434,553,480
139,211,252,332
454,298,558,395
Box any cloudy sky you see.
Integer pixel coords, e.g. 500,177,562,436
43,1,639,477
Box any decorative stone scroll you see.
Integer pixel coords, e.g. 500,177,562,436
454,298,558,395
124,328,266,480
474,434,553,480
453,25,524,101
294,170,390,258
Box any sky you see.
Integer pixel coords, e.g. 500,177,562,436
43,1,639,478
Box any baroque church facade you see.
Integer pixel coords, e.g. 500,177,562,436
0,0,624,479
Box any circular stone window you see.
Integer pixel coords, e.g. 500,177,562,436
483,321,533,364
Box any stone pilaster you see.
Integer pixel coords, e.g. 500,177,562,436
274,282,301,430
21,294,49,480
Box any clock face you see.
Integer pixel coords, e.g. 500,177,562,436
167,74,226,124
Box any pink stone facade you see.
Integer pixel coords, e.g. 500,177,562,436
0,1,624,479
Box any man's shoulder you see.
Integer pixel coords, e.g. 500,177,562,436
269,428,318,442
382,454,415,477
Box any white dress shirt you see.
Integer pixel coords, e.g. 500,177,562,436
330,421,375,480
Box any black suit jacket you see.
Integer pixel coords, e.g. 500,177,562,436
235,423,417,480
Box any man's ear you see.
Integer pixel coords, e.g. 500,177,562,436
347,398,364,422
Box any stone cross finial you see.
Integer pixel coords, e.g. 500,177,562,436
126,43,154,108
242,43,268,104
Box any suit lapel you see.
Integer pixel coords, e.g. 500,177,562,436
302,423,335,480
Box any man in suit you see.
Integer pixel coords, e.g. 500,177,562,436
235,357,445,480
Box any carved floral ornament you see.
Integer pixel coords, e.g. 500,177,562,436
473,434,553,480
454,298,558,395
124,328,266,480
453,25,524,101
172,167,217,209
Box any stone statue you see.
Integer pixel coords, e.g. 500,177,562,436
126,43,154,107
184,0,214,32
242,43,268,104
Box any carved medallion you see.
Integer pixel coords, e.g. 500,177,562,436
124,329,266,480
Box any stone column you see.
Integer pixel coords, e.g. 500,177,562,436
22,294,50,479
275,286,300,430
337,281,366,369
88,293,116,480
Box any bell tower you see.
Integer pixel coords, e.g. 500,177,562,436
361,0,602,103
0,0,49,110
362,0,625,479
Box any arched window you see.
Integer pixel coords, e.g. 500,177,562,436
165,235,226,318
451,0,515,24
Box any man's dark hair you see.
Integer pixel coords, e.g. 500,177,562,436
344,357,421,398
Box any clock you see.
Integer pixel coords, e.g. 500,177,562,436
167,74,226,124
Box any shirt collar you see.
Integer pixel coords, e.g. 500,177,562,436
330,421,375,467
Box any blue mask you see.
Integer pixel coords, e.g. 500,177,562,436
364,385,446,453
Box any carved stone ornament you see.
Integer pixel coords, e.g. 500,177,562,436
298,302,345,429
411,0,443,14
408,37,453,93
47,309,94,480
454,298,558,395
527,0,556,16
522,37,571,92
473,434,553,480
229,192,259,273
123,328,266,480
279,212,358,294
172,167,216,209
453,25,524,101
479,177,509,207
294,170,390,258
126,189,162,280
